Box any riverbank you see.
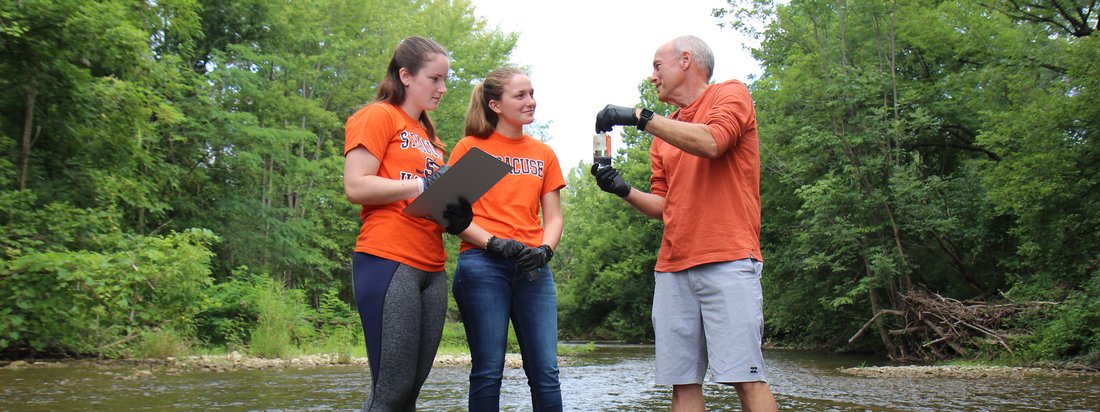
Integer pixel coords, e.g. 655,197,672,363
840,364,1094,378
5,352,1094,381
0,352,528,372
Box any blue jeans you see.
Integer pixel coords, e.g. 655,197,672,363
452,249,562,412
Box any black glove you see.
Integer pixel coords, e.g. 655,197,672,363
422,164,450,191
595,104,638,133
442,196,472,235
590,164,632,198
486,236,526,259
517,244,553,273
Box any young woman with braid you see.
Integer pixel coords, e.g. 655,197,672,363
342,35,472,411
448,66,566,412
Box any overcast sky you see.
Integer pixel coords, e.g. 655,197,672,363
465,0,762,170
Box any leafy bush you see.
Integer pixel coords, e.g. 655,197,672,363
0,213,217,357
1018,273,1100,366
194,267,259,350
309,290,360,363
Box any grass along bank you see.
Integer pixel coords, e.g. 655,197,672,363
10,320,596,372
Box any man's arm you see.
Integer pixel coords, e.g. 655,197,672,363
590,164,665,220
637,109,720,159
622,189,665,220
597,103,723,159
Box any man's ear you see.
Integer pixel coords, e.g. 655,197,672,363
680,51,693,71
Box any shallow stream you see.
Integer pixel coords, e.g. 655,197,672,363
2,345,1097,411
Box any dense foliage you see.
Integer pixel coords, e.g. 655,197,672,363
559,0,1099,367
711,0,1096,364
554,82,672,342
0,0,514,357
2,0,1097,368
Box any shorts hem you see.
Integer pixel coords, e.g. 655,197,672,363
655,376,705,386
713,373,768,384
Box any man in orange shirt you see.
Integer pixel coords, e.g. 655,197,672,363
591,35,778,412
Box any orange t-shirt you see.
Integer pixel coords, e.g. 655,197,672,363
650,80,763,272
344,102,447,272
448,132,566,252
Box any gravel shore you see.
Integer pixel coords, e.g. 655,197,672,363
5,356,1090,378
839,364,1093,378
1,352,525,372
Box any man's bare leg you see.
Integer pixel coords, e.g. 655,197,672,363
671,384,704,412
733,381,778,412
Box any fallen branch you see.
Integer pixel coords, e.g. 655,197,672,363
849,309,905,344
851,288,1053,361
889,326,927,335
922,318,966,355
97,332,141,351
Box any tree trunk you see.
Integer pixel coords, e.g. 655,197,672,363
20,78,38,191
868,285,899,360
889,0,899,121
883,201,913,291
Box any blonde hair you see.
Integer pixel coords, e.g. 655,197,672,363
375,36,449,151
464,66,526,139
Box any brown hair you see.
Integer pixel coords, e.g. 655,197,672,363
464,66,526,139
375,36,449,150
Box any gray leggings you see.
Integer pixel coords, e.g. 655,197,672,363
352,253,448,411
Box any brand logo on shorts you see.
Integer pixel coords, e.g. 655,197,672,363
750,366,759,374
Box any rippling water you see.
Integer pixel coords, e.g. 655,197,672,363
1,346,1097,411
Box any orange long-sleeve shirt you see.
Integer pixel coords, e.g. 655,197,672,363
650,80,763,272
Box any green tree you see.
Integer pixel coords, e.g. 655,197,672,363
1,0,519,356
161,0,517,297
715,0,1099,362
555,82,672,342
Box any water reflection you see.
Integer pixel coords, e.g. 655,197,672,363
0,346,1097,411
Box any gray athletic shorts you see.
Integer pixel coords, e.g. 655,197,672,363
652,258,767,385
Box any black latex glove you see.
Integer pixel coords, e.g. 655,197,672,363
422,164,450,191
595,104,638,133
590,164,632,198
486,236,526,259
517,244,553,273
442,196,472,235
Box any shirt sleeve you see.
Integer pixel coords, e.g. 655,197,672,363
649,142,668,198
541,145,567,195
447,138,471,166
703,82,754,155
344,104,396,159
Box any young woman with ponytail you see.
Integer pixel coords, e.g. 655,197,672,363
448,66,566,411
342,35,472,411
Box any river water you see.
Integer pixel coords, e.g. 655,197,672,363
1,345,1097,411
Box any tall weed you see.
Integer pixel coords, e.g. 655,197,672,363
137,327,192,358
248,276,313,358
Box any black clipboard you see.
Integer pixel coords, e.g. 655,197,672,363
403,147,512,225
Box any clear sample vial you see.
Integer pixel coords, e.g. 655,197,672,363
593,133,612,168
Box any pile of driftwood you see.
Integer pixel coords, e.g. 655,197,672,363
848,289,1055,361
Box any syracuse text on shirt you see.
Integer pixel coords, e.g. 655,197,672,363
399,130,443,158
497,156,544,178
397,130,444,181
